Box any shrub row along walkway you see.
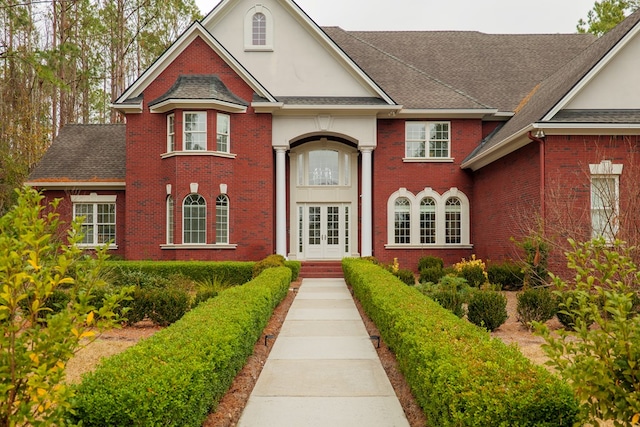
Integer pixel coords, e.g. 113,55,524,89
237,278,410,427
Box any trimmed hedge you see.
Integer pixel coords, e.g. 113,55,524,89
71,267,292,427
343,258,579,427
106,260,300,286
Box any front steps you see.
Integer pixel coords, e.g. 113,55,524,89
298,261,344,279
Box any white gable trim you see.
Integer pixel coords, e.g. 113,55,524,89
114,21,275,107
543,23,640,121
202,0,395,105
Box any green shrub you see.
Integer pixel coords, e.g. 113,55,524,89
416,275,470,318
147,288,191,326
418,256,444,271
516,288,557,329
72,267,292,427
19,289,71,322
252,254,286,278
453,255,488,288
118,288,152,326
419,266,445,284
342,258,580,426
467,290,508,331
394,268,415,285
487,262,525,291
555,290,595,330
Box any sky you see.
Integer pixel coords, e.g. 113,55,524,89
194,0,599,34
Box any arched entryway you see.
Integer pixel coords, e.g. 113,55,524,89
288,138,359,260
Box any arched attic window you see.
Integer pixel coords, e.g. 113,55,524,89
244,5,273,50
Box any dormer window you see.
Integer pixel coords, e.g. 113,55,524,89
244,5,273,50
252,13,266,45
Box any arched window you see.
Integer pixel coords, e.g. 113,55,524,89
183,194,206,244
216,194,229,244
244,6,273,50
420,197,436,244
166,195,174,244
394,197,411,244
252,12,266,45
445,197,462,244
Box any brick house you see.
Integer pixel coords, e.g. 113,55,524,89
27,0,640,269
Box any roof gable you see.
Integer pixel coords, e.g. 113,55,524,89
201,0,394,103
114,21,275,109
462,9,640,170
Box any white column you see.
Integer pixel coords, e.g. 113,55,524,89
275,147,287,257
360,147,373,257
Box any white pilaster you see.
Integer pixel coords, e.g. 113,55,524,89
275,147,287,257
360,147,373,257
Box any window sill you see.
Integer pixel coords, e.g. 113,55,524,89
402,157,454,163
384,243,473,249
160,244,237,250
244,46,274,52
161,151,236,159
77,244,119,250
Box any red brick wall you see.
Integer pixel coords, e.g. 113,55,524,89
38,189,126,259
124,36,274,261
371,118,479,270
472,142,540,264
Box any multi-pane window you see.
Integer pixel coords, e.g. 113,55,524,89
183,194,206,244
308,150,339,185
252,12,266,45
387,189,469,246
405,122,450,159
216,113,230,153
394,197,411,244
166,195,174,244
445,197,462,244
74,202,116,246
591,176,618,242
184,112,206,151
167,114,175,152
420,197,436,244
216,195,229,244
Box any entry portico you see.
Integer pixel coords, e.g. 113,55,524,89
271,113,379,260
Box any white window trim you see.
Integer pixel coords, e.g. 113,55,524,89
182,193,207,244
71,193,118,249
166,195,174,245
590,160,623,243
244,5,274,51
216,194,229,244
167,114,175,153
403,121,453,162
216,113,230,153
183,111,207,151
385,187,471,248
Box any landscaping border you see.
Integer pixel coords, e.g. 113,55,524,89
71,267,292,426
343,258,580,426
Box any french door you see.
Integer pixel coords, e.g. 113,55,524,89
300,204,350,259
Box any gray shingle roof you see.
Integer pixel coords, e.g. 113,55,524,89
148,74,249,107
550,109,640,123
467,9,640,163
28,124,125,183
323,27,595,111
276,96,389,105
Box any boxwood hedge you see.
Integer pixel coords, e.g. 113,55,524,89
342,258,580,427
106,260,299,286
71,267,292,427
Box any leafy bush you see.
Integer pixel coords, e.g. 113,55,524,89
72,267,292,427
536,238,640,425
343,258,580,426
419,266,445,284
487,262,525,291
418,256,444,271
416,275,470,318
516,288,557,329
108,261,256,286
118,288,152,326
252,254,286,278
147,288,191,327
516,234,549,287
19,288,71,322
467,290,508,331
395,268,415,285
453,255,488,287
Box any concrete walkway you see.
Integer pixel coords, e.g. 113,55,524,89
237,278,410,427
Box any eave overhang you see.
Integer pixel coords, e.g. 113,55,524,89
395,108,499,119
149,99,247,113
251,101,402,116
25,181,126,190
